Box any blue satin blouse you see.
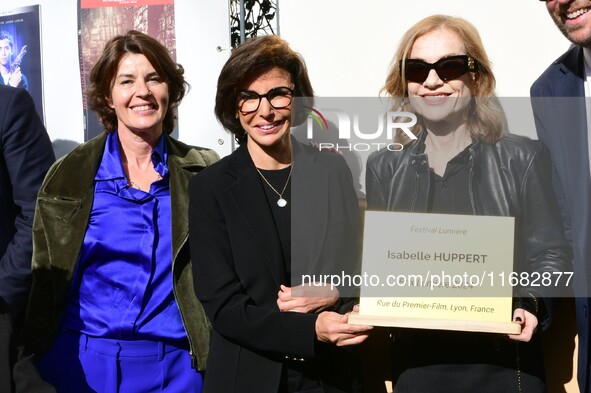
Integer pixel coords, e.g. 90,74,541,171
62,131,186,342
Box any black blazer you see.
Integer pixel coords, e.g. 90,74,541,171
531,45,591,393
188,137,362,393
0,85,54,315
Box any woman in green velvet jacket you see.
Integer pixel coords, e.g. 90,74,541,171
23,132,216,367
21,31,217,393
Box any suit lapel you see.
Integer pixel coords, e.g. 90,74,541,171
226,144,286,285
550,47,591,192
167,137,213,259
557,47,591,265
291,139,329,277
556,46,585,98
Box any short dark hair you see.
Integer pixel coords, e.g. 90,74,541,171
86,30,187,134
215,35,314,140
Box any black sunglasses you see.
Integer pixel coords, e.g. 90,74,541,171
238,86,294,114
400,55,478,83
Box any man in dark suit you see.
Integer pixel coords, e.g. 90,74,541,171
0,85,54,392
531,1,591,391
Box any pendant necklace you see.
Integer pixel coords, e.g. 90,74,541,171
256,164,293,208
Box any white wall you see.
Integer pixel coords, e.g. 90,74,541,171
175,1,233,155
280,0,570,98
4,1,232,155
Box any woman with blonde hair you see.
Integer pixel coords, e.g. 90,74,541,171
366,15,571,392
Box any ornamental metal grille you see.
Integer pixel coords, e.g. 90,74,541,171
229,0,278,48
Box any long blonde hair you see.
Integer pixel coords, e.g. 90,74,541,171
383,15,506,145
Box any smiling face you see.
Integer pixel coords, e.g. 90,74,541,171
546,0,591,48
0,38,12,68
238,67,294,161
108,53,169,138
406,28,475,129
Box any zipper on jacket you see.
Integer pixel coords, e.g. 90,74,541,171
411,158,428,212
468,161,477,214
412,171,420,211
171,232,198,369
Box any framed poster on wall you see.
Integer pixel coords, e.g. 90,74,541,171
0,5,43,121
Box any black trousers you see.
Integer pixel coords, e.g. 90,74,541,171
280,361,324,393
0,311,12,393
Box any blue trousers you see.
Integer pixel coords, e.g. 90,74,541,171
37,331,203,393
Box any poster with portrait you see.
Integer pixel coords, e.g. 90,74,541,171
78,0,176,141
0,5,43,120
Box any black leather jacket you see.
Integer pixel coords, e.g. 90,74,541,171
365,131,572,329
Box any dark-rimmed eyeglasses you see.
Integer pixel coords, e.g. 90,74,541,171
237,86,294,114
400,55,478,83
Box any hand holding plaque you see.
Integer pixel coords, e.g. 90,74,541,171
349,211,521,334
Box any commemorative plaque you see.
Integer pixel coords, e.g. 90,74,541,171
349,211,521,334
